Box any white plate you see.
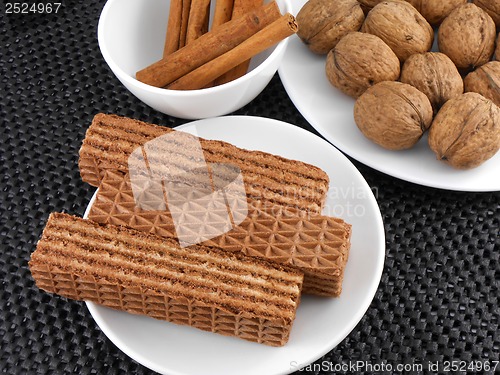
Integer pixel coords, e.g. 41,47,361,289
83,116,385,375
279,0,500,192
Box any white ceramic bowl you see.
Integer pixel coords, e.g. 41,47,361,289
98,0,292,119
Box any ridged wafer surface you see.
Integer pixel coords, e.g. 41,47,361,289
78,113,330,214
29,213,303,346
89,171,351,296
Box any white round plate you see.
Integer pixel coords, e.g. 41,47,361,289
83,116,385,375
279,0,500,192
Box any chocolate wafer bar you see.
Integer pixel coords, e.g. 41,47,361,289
29,213,304,346
78,113,330,214
89,171,351,297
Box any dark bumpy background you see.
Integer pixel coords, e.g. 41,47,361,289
1,1,499,374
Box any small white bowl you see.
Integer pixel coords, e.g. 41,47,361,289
98,0,292,119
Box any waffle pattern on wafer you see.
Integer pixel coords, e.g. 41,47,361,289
29,213,304,346
89,171,351,297
78,113,330,214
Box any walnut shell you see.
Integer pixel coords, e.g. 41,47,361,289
405,0,467,25
464,61,500,108
400,52,464,113
428,92,500,169
354,81,433,150
326,32,400,98
438,3,496,72
296,0,365,55
361,1,434,62
472,0,500,28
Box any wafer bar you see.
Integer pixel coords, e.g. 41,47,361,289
89,171,351,297
78,114,330,214
29,213,303,346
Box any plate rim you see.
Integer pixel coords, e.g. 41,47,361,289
84,115,385,375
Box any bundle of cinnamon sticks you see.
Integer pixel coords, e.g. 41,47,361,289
136,0,297,90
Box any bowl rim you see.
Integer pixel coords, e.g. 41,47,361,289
97,0,292,97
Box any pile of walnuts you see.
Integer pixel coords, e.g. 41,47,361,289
297,0,500,169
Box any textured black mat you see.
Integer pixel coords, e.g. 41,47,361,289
1,1,499,374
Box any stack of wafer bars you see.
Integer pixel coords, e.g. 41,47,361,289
29,113,352,346
29,213,303,346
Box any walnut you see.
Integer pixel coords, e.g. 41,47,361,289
464,61,500,108
472,0,500,28
405,0,467,25
428,92,500,169
438,3,496,72
296,0,365,55
361,1,434,62
400,52,464,114
325,32,400,98
353,81,433,150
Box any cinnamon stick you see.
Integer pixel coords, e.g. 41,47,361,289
163,0,184,56
232,0,263,18
214,0,264,85
167,13,298,90
212,0,234,28
185,0,211,44
136,1,281,88
179,0,192,49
